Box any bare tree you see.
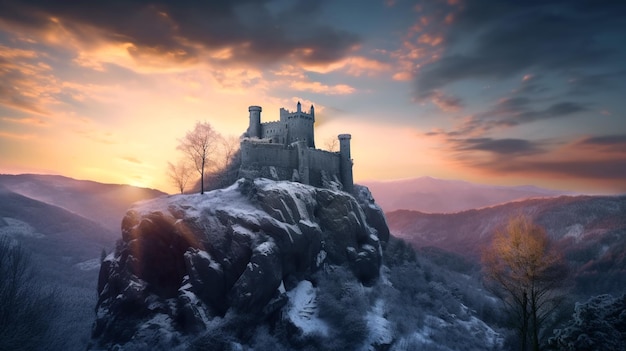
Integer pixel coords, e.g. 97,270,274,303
0,237,58,350
203,135,241,191
167,160,193,194
217,135,241,169
482,215,568,351
324,136,338,152
177,122,222,194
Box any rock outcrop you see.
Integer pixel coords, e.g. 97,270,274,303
90,178,388,349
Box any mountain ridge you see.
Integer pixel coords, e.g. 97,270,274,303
386,194,626,297
362,176,574,213
0,173,166,232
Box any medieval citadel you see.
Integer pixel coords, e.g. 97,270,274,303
239,101,354,193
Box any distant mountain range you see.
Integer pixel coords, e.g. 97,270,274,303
386,194,626,297
361,176,572,213
0,174,166,232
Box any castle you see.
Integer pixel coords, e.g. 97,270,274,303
239,102,354,193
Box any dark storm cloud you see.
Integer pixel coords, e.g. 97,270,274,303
579,134,626,146
453,137,543,155
438,99,589,137
577,134,626,153
567,71,626,96
414,0,626,100
0,0,360,66
449,134,626,182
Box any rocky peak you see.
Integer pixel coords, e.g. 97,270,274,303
90,178,388,349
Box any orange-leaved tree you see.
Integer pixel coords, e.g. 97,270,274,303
482,215,568,351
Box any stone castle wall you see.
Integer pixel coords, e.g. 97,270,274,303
240,140,343,189
260,121,284,143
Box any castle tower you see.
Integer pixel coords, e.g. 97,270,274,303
284,102,315,148
309,104,314,118
248,106,262,138
338,134,353,193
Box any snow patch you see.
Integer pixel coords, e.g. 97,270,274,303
285,280,329,336
254,241,276,256
315,249,327,267
74,258,101,271
0,217,44,238
361,299,393,350
563,224,584,242
458,316,503,348
196,249,222,271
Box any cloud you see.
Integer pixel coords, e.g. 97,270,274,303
480,100,588,128
444,134,626,187
482,158,626,181
579,134,626,146
0,0,360,70
119,156,142,165
453,138,544,155
0,130,35,140
74,129,116,145
1,116,48,126
411,0,626,102
288,80,355,95
430,90,462,112
0,45,59,115
576,134,626,154
302,56,391,77
431,97,589,138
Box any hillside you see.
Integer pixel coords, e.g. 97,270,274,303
0,177,167,350
387,195,626,296
0,187,116,349
362,176,570,213
0,174,166,232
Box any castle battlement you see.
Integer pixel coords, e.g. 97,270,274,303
240,102,353,193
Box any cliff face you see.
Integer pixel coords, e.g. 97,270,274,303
90,179,388,349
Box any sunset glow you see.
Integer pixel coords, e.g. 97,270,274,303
1,1,624,194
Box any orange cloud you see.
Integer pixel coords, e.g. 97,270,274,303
0,131,36,140
302,56,391,76
430,91,462,112
288,81,355,95
1,117,49,127
418,34,443,46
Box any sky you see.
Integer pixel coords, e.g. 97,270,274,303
0,0,625,194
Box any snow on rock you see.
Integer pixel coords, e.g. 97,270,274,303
91,178,388,350
285,280,329,336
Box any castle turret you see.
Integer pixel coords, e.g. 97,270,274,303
248,106,262,138
297,101,301,113
338,134,353,193
310,105,315,118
